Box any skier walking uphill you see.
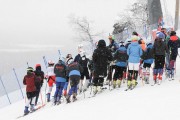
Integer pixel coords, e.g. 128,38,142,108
46,60,55,102
152,32,168,85
53,59,67,105
92,39,112,93
106,35,119,84
23,67,37,115
141,42,154,84
127,35,143,89
113,41,128,88
66,58,83,103
167,31,180,80
34,64,44,106
78,51,90,92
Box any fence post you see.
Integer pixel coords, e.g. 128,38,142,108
12,68,24,99
0,76,11,104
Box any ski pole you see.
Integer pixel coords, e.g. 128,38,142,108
13,68,24,99
58,50,61,59
0,76,11,104
43,56,48,104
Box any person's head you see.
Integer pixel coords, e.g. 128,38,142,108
108,35,115,43
80,51,86,58
48,60,54,66
27,67,34,74
35,64,41,71
131,35,139,42
170,31,176,36
156,32,165,40
161,28,167,33
66,54,72,59
132,31,138,36
119,41,125,47
67,57,74,65
98,39,106,48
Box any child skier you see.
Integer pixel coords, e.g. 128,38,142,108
23,67,37,115
66,58,83,103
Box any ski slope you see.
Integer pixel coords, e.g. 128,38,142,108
0,55,180,120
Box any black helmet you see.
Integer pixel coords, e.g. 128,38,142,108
98,39,106,48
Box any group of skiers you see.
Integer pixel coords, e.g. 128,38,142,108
23,28,180,115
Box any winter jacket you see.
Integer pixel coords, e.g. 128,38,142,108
67,62,83,77
46,66,55,82
34,66,44,89
168,35,180,56
74,54,81,63
142,43,154,64
23,72,36,92
54,61,67,82
93,39,113,77
79,56,89,68
127,41,143,63
153,38,168,56
108,40,119,53
114,45,128,67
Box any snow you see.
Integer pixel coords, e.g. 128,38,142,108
0,57,180,120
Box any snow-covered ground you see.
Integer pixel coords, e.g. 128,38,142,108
0,56,180,120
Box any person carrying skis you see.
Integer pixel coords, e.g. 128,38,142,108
66,58,83,103
78,51,90,92
45,60,55,102
167,31,180,80
127,35,143,89
23,67,37,115
106,35,119,85
141,42,154,84
74,44,84,62
92,39,112,94
53,59,67,105
34,64,44,106
152,32,168,85
113,41,128,88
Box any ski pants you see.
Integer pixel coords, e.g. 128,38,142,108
93,77,104,86
68,75,80,96
26,91,36,106
113,66,126,80
54,82,66,99
154,55,165,69
81,67,90,80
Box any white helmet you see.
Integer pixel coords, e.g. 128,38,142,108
78,44,83,49
48,60,54,65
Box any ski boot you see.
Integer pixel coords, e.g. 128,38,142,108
113,81,116,89
131,79,137,90
30,104,35,112
117,80,121,88
47,93,50,102
66,95,71,103
93,86,98,95
158,74,162,85
24,106,30,115
72,93,77,102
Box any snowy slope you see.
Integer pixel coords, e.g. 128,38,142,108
0,56,180,120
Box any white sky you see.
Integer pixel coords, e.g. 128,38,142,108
0,0,132,47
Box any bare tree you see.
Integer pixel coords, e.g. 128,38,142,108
69,15,103,51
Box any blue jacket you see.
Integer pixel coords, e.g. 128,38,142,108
127,42,143,63
114,46,128,67
143,43,154,64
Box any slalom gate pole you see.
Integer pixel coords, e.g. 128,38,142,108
13,68,24,99
0,76,11,104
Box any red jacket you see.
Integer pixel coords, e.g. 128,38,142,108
23,72,36,92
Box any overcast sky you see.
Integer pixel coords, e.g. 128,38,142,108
0,0,132,48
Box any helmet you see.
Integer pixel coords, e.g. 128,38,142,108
156,32,165,39
108,35,115,40
132,31,138,36
48,60,54,65
78,44,83,49
67,58,73,65
27,67,34,72
35,64,41,68
131,35,139,41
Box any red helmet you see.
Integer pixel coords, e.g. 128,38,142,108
35,64,41,68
